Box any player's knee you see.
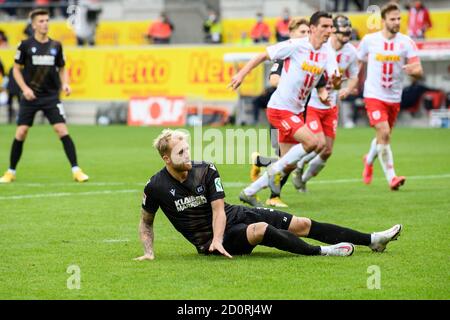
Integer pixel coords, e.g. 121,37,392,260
303,136,318,152
284,164,297,173
15,126,29,141
321,147,332,159
54,125,68,137
289,217,311,237
247,222,269,245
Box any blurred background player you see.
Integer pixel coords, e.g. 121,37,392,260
292,15,360,193
250,12,271,43
358,2,423,191
0,8,89,183
230,12,339,206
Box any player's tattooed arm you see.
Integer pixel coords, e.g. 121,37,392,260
134,209,155,261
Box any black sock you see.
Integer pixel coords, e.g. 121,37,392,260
307,220,371,246
60,135,78,167
261,225,321,256
270,172,290,199
256,155,278,167
10,139,24,170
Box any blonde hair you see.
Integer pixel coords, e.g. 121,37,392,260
288,18,309,32
153,129,189,157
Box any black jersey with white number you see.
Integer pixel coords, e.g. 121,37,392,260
142,161,242,253
14,37,65,98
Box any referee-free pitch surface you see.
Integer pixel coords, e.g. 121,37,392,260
0,125,449,299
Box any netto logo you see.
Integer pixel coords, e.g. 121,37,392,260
105,55,170,84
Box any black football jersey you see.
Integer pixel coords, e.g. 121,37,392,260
142,161,241,252
14,37,65,98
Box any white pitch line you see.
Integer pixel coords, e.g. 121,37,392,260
0,189,140,200
1,173,449,200
102,239,130,243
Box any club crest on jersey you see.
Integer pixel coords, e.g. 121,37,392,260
50,48,57,56
309,120,319,131
196,185,205,194
31,47,36,53
170,189,176,196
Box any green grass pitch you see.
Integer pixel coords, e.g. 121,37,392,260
0,124,449,299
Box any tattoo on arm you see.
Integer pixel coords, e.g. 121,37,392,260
140,209,155,256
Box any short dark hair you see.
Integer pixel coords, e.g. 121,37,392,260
381,2,400,19
29,8,50,21
288,18,309,32
309,11,332,26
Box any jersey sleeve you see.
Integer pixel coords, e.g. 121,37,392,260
325,47,339,77
356,36,369,61
55,42,66,68
405,37,420,61
142,178,160,214
347,53,360,79
269,59,283,77
205,163,225,203
316,74,326,88
266,38,300,60
14,41,26,65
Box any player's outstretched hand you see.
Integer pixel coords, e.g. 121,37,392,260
134,253,155,261
228,74,244,91
63,83,72,96
209,239,233,259
23,87,36,101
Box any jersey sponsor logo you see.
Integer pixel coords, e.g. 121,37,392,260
175,195,207,212
32,55,56,66
309,120,319,131
301,61,323,75
372,110,381,120
375,54,401,62
214,177,224,192
170,189,176,196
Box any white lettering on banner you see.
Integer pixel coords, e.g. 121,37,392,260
128,97,186,126
32,55,56,66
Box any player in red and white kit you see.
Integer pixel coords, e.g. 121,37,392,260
358,2,423,190
293,15,360,192
229,12,340,205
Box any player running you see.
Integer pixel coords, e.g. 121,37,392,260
230,11,340,205
250,18,327,208
292,15,360,192
358,2,423,190
135,129,402,260
0,9,89,183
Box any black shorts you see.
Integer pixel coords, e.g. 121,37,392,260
18,97,66,126
222,206,293,255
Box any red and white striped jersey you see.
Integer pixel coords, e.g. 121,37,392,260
309,39,359,110
266,37,339,114
357,31,419,103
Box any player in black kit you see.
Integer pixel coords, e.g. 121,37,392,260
0,9,88,183
134,129,403,260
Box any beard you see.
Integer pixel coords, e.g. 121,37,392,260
172,161,192,172
387,25,400,34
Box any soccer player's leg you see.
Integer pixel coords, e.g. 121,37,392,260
267,121,318,194
0,103,37,183
45,102,89,182
299,108,337,191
